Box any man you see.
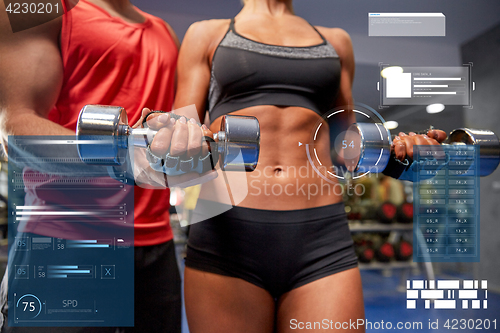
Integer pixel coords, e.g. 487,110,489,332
0,0,195,331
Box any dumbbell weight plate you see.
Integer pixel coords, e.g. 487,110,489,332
448,128,500,177
375,242,395,263
355,244,375,263
377,201,397,224
76,105,128,165
397,202,413,223
344,123,392,174
218,115,260,172
394,240,413,261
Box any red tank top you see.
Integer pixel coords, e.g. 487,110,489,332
23,0,177,246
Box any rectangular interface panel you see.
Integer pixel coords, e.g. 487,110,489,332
8,136,134,327
380,65,472,107
413,145,480,262
369,13,445,37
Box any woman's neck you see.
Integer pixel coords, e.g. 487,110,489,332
241,0,294,16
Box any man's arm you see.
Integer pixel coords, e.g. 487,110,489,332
162,21,180,92
0,4,71,148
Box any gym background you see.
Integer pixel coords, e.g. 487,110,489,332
1,0,499,332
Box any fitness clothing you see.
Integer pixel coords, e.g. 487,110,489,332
29,0,179,246
187,19,355,298
208,18,341,121
186,201,358,299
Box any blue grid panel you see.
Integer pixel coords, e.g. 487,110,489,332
413,145,480,262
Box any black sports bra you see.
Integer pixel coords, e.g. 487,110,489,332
208,18,342,122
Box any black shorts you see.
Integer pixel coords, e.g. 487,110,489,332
186,200,358,299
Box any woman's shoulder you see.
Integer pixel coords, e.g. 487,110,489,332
182,19,232,54
185,19,231,43
314,26,353,57
314,26,351,40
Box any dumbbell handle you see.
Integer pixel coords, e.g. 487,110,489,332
125,111,232,156
121,125,226,152
121,111,209,148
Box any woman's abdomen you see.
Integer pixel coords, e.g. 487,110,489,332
199,105,344,210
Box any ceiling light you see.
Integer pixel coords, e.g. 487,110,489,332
384,121,399,130
381,66,403,79
426,103,445,114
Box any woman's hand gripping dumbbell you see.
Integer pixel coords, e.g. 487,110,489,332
391,129,448,163
344,122,499,179
131,108,218,188
76,105,260,188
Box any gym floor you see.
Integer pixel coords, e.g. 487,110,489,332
175,246,500,332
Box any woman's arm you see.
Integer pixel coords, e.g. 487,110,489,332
148,20,229,159
318,26,446,162
173,20,228,122
322,27,355,110
318,27,356,164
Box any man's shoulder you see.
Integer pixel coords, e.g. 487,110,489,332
0,1,62,44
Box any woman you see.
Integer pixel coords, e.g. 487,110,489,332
173,1,444,332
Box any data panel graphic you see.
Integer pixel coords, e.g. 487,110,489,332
413,145,480,262
369,13,445,37
8,136,134,327
379,65,472,107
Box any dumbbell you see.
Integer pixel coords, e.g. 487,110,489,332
394,240,413,261
355,242,375,264
377,201,397,224
352,234,375,263
372,234,395,263
76,105,260,174
343,123,500,177
397,202,413,223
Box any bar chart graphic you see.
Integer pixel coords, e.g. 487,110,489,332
8,136,134,327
